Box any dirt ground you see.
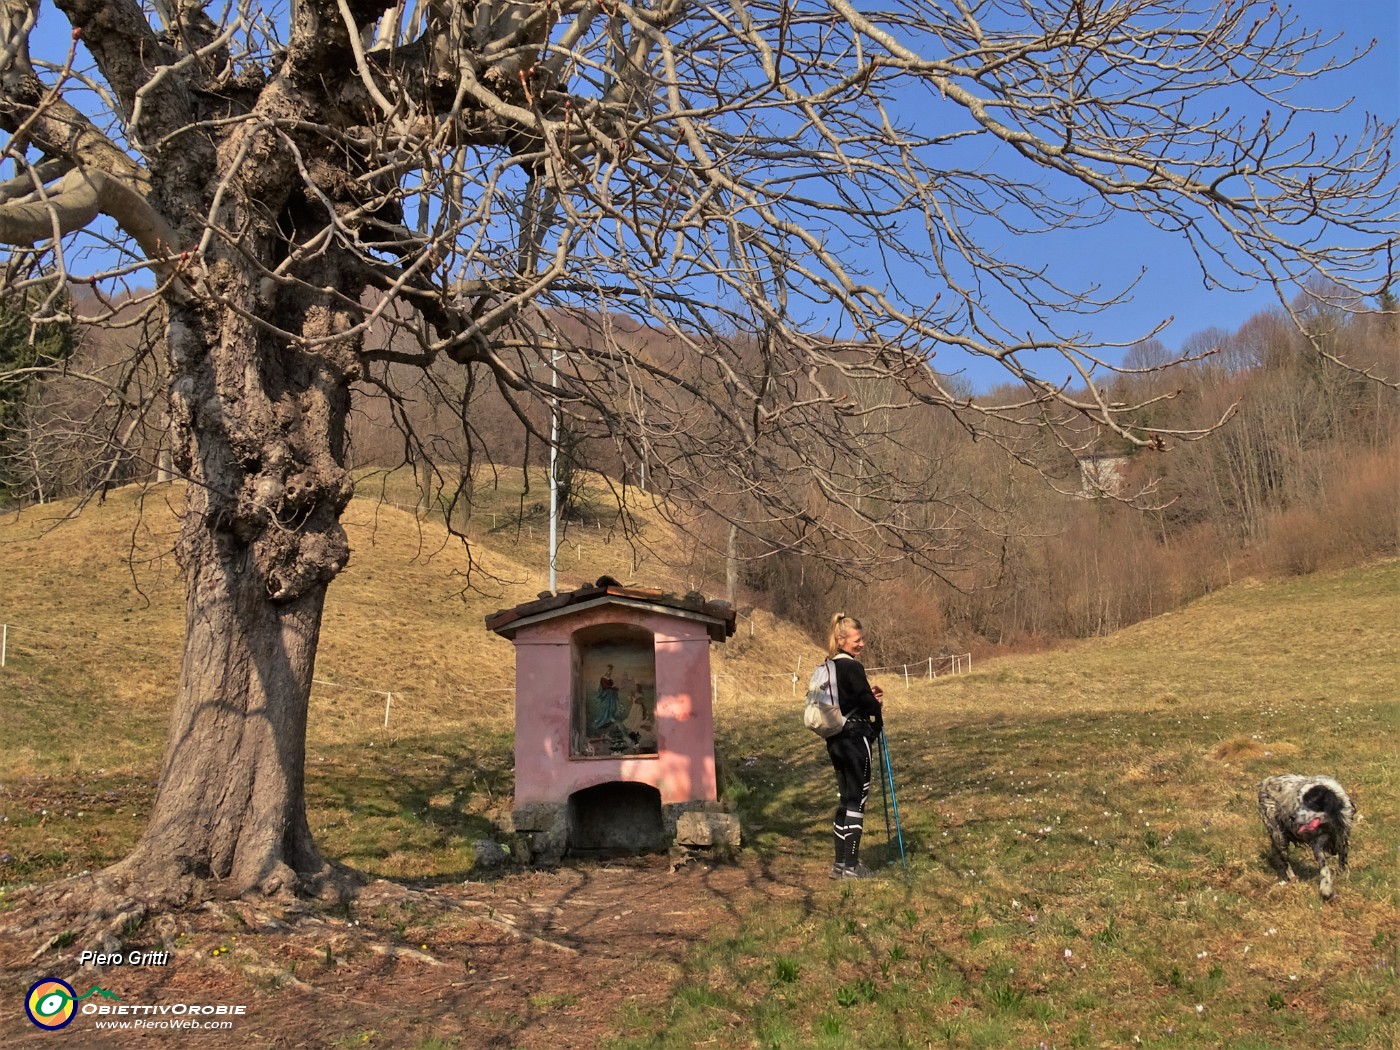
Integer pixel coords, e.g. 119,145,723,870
5,853,818,1049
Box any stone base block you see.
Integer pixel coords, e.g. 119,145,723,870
674,810,742,849
663,801,741,850
510,802,570,866
509,798,741,865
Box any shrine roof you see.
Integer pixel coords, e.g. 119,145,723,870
484,576,736,642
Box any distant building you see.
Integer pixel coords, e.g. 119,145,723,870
1077,452,1130,497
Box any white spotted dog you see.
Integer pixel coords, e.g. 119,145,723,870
1256,774,1354,900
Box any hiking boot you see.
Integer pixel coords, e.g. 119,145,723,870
839,863,879,879
829,864,845,879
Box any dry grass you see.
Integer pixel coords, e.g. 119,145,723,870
0,477,819,886
634,558,1399,1050
0,476,816,755
1,482,1396,1049
1210,736,1301,765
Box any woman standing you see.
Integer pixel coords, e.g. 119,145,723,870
589,664,621,732
825,612,884,878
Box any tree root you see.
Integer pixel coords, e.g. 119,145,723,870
366,943,450,966
3,872,168,963
2,869,576,984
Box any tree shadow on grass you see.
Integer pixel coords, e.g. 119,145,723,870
307,734,512,885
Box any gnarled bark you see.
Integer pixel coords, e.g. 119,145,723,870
113,558,334,897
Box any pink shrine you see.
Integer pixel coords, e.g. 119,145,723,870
485,577,740,861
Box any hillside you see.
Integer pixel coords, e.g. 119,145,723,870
1,484,1396,1049
0,478,820,777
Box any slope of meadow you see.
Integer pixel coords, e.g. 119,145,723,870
674,559,1400,1050
0,482,1395,1049
0,477,817,882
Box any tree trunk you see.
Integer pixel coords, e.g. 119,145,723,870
111,547,331,897
156,446,175,485
726,522,739,606
449,467,472,534
105,276,359,899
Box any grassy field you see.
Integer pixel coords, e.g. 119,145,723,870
644,562,1400,1049
0,477,816,884
0,482,1396,1048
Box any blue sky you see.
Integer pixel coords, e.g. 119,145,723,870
1066,3,1399,352
15,2,1399,391
899,2,1399,390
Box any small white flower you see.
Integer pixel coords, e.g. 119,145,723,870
1064,948,1073,958
1289,974,1298,981
1196,951,1208,959
1195,1004,1204,1014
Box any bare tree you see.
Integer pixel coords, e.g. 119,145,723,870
1,277,173,505
0,0,1394,913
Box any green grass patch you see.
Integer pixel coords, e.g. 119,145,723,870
607,561,1400,1049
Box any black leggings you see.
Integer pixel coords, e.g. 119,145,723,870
827,725,873,867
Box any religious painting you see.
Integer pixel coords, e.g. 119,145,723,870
571,625,657,758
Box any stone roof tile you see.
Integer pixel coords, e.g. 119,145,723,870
485,576,736,640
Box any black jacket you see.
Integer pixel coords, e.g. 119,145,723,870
832,652,882,731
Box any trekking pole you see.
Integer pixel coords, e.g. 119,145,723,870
875,733,893,853
880,729,909,873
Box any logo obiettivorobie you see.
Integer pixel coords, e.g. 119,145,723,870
24,978,120,1030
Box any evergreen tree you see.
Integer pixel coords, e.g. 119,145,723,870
0,284,77,501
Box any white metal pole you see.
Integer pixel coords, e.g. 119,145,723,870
1,624,6,668
384,692,393,728
639,403,648,492
548,339,560,594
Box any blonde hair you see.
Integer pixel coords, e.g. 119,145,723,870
827,612,863,657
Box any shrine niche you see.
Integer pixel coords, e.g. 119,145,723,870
571,623,657,758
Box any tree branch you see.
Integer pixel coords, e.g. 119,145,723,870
0,167,186,286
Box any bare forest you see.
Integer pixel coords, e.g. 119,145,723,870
6,288,1396,666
